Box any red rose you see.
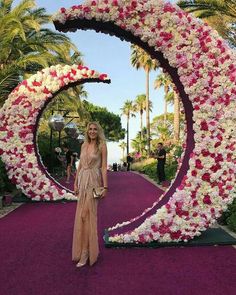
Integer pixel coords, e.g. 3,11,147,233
131,1,137,9
203,195,212,205
202,149,210,157
43,87,50,94
193,200,198,207
32,81,41,87
191,170,197,176
195,159,203,169
170,230,181,240
151,224,158,232
202,173,211,182
112,0,118,6
210,163,221,172
25,144,34,154
138,235,146,243
200,120,208,131
22,174,31,183
163,3,176,13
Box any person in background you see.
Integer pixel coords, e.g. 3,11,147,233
127,153,133,171
112,162,118,171
72,152,79,170
73,121,108,267
62,143,73,183
156,143,166,185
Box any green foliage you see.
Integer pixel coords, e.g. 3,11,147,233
132,151,179,182
141,161,158,181
83,100,125,141
131,129,148,154
131,44,159,72
219,197,236,232
227,212,236,232
0,158,15,193
37,95,125,170
0,0,82,105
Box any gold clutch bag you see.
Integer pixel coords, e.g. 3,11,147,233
92,187,105,199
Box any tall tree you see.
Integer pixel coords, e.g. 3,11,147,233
165,91,181,142
154,72,173,127
151,113,175,143
119,141,127,161
178,0,236,47
134,94,146,140
120,100,136,155
82,100,125,142
131,129,147,155
131,44,158,156
133,94,152,137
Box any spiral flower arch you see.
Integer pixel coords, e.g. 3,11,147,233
0,0,235,244
52,0,236,243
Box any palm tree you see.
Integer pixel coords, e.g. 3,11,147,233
134,94,146,140
119,141,127,160
165,91,181,142
133,94,152,137
120,100,136,155
131,130,147,155
0,0,81,105
154,72,173,127
151,113,175,143
131,44,158,156
178,0,236,47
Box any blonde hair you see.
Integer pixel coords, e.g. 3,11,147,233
84,121,106,150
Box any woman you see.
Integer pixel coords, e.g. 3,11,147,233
72,122,108,267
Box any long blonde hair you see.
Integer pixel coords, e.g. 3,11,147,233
84,121,106,150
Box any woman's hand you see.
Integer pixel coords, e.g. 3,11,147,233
101,188,108,198
74,184,79,195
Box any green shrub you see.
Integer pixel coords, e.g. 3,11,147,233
227,212,236,232
132,157,178,182
0,158,15,193
219,198,236,232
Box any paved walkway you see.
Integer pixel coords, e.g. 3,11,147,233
0,172,235,295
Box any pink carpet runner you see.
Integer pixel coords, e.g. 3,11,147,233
0,172,235,295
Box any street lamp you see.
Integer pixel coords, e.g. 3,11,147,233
64,122,78,137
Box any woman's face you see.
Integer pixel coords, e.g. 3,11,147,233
88,124,98,140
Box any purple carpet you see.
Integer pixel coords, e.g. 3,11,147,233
0,172,236,295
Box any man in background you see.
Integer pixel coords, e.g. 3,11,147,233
156,143,166,185
62,143,73,183
127,153,133,171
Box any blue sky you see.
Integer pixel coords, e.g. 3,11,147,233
14,0,174,164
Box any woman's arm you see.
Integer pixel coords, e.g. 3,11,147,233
70,154,74,166
101,143,108,195
74,144,84,194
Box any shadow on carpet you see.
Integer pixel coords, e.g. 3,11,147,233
105,228,236,248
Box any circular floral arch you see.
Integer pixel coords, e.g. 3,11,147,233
52,0,236,243
0,64,110,201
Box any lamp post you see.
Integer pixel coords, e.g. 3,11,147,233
48,113,65,172
48,110,85,173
